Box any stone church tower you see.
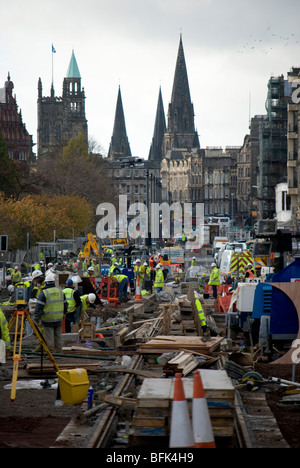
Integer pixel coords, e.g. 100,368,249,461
37,50,88,158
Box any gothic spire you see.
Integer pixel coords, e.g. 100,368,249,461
148,86,166,161
108,86,132,159
162,34,200,153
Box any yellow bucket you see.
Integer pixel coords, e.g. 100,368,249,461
57,368,89,405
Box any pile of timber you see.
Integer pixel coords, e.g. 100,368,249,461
139,335,223,355
163,351,199,377
163,351,220,377
129,370,235,446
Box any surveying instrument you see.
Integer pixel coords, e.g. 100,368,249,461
8,284,60,402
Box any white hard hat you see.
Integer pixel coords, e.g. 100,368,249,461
211,263,216,267
88,266,94,271
14,266,18,270
48,262,53,267
8,284,14,293
192,257,196,260
155,263,161,269
88,293,96,303
144,262,147,266
45,272,56,283
136,258,141,263
114,263,119,267
32,270,43,280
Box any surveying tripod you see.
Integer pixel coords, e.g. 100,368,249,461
8,299,60,402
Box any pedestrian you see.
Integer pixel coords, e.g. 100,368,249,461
208,262,220,299
154,263,164,293
0,307,11,363
191,256,197,266
113,273,129,305
34,273,67,354
63,279,82,333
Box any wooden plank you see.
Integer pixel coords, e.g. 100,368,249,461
132,416,166,427
139,335,223,354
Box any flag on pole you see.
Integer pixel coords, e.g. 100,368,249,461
52,44,56,53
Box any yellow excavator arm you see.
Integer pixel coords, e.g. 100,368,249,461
83,233,99,257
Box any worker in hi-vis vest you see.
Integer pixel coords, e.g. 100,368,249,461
194,291,207,336
208,262,220,299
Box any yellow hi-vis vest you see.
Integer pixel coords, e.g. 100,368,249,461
63,287,77,314
154,269,164,288
208,267,220,286
113,274,128,283
41,287,64,322
194,294,206,328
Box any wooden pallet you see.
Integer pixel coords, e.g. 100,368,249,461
129,370,235,446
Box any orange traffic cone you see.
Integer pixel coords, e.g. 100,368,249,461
192,370,216,448
169,373,194,448
134,275,143,303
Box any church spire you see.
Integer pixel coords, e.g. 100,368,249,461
108,86,132,159
162,35,200,154
148,86,166,161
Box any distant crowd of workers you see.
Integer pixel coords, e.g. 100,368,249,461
0,249,257,362
0,250,176,359
0,265,98,359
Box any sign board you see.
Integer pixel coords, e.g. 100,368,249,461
0,235,8,252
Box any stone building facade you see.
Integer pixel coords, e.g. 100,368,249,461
0,73,33,161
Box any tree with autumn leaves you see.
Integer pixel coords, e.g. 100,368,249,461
0,132,115,251
0,194,93,250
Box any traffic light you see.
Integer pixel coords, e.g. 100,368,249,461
0,235,8,252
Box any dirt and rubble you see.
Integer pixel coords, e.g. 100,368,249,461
1,292,300,449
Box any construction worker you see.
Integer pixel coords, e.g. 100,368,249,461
142,262,152,292
91,259,100,276
108,262,120,277
194,291,207,335
34,273,67,354
208,262,220,299
224,271,234,286
84,266,95,277
111,252,119,265
80,293,97,312
154,263,164,293
245,263,256,280
191,257,197,266
0,307,11,361
63,279,82,333
11,266,22,286
134,259,142,287
82,258,90,272
31,269,45,298
113,273,129,305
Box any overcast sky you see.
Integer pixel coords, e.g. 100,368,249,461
1,0,300,158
